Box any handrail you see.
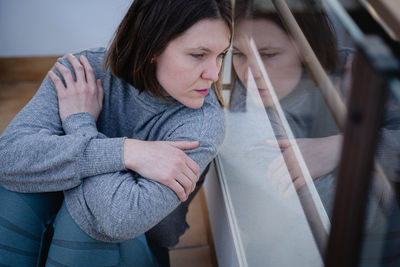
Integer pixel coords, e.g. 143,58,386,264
266,0,348,257
324,36,395,267
361,0,400,41
269,0,396,259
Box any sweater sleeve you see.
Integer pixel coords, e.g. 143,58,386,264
0,56,125,193
64,106,225,242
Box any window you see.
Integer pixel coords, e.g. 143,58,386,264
205,0,400,266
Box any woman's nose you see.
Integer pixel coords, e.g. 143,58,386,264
243,58,262,82
248,59,262,79
201,60,220,82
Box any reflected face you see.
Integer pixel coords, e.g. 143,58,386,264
232,19,302,107
155,19,230,109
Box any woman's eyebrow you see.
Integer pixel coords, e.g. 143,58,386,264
190,46,211,52
191,45,231,54
232,45,242,51
257,46,281,51
232,45,281,51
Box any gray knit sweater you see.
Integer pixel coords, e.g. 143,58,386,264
0,47,225,243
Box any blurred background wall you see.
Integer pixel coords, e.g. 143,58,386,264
0,0,133,57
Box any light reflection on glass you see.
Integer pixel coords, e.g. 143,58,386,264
218,0,399,266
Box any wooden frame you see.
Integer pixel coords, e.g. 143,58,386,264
325,35,398,267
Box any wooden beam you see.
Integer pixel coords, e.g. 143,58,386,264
365,0,400,41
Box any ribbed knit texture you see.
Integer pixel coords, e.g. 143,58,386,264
0,47,225,243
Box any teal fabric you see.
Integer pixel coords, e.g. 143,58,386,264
0,185,159,266
46,203,160,267
0,185,62,266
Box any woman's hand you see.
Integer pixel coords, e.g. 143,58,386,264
48,53,104,122
267,135,342,194
124,139,201,202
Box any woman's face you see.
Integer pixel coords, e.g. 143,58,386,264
232,19,302,107
155,19,231,109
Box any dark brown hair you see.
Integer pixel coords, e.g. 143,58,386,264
234,0,341,73
105,0,233,106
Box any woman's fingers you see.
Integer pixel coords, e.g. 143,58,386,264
168,180,187,202
54,61,75,89
269,164,291,196
168,141,201,175
123,139,201,202
168,140,201,189
174,147,200,196
66,53,86,83
168,140,199,151
186,156,200,176
267,157,286,189
48,70,66,95
182,164,199,193
50,54,103,121
267,147,308,195
186,157,200,193
175,174,194,200
80,55,96,87
268,154,284,175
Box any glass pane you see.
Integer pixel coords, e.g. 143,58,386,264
358,80,400,266
216,0,367,265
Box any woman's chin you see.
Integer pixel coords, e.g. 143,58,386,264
183,98,205,109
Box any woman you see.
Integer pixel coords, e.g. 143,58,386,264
0,0,232,266
229,0,348,212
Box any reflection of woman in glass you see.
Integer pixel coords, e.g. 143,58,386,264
0,0,231,265
230,0,351,213
231,2,400,265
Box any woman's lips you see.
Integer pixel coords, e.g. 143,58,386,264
195,89,209,96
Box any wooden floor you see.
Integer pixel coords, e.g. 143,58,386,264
0,57,217,267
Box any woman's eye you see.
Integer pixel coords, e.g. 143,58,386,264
261,52,278,58
218,51,228,59
191,54,204,59
232,51,244,57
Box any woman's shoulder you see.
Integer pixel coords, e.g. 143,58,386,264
81,47,108,64
201,92,226,145
166,90,225,145
56,47,108,75
178,90,224,125
79,47,107,73
202,90,225,130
